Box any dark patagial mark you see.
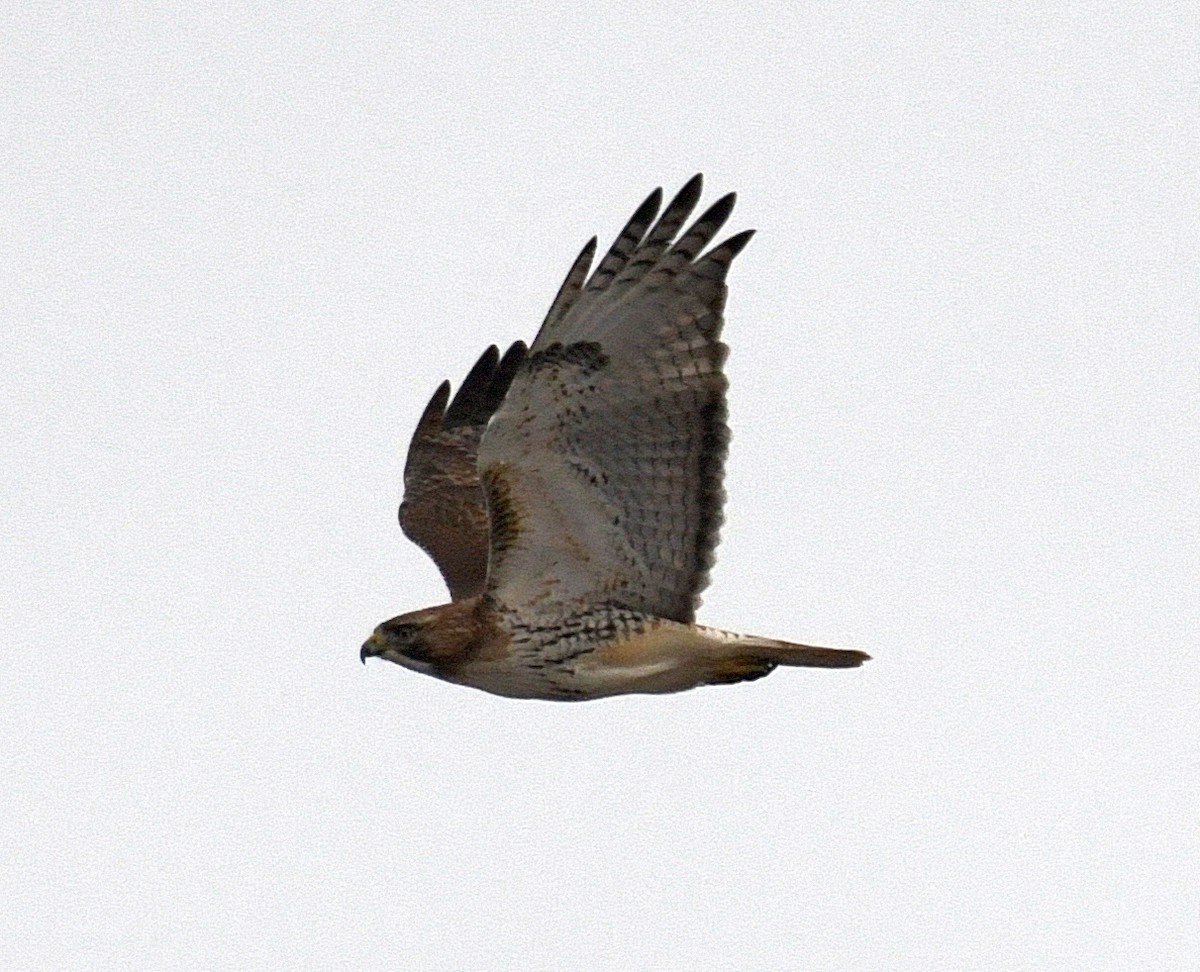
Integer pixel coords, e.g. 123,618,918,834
526,341,609,376
482,466,524,557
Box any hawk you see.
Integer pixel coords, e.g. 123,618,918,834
362,176,868,699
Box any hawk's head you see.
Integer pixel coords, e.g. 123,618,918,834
361,601,476,675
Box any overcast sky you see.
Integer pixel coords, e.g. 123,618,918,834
4,3,1197,970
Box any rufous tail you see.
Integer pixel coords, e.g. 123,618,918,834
749,637,870,669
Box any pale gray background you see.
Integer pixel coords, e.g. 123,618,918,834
4,3,1197,970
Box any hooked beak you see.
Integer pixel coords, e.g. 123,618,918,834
361,630,386,664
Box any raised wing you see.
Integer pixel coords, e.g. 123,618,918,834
399,342,526,601
477,176,753,623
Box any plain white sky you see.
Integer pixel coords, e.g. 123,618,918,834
4,3,1197,969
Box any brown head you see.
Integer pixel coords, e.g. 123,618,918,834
360,601,479,676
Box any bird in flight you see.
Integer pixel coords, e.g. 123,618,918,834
362,176,867,699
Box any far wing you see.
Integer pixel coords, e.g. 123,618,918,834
477,176,753,622
399,342,526,601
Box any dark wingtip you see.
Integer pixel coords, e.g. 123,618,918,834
414,380,451,435
720,228,756,260
699,192,737,230
444,345,502,425
495,340,528,387
630,187,664,231
671,174,704,213
579,236,599,262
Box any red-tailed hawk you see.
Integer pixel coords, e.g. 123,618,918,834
362,176,867,699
